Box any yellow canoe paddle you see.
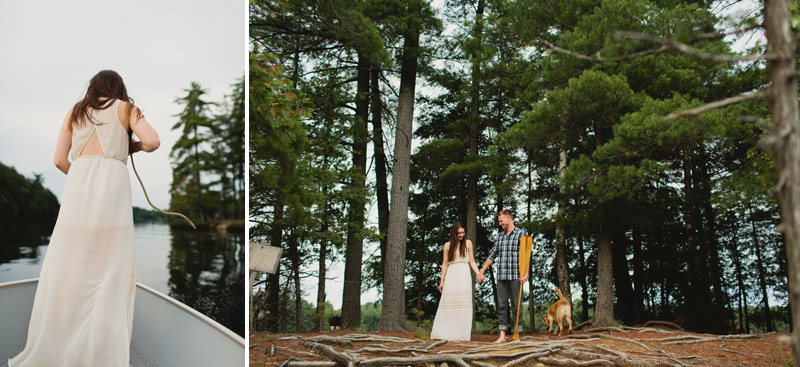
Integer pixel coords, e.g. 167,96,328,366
513,235,532,340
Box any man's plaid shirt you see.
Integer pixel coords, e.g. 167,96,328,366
487,226,528,281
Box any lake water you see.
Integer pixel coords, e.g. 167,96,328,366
0,222,245,337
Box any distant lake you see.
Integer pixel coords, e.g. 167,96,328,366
0,222,245,337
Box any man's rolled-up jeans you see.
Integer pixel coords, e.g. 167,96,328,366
496,279,523,333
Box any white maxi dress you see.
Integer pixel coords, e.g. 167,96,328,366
10,100,136,367
430,243,472,341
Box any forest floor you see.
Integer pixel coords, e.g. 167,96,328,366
250,325,796,367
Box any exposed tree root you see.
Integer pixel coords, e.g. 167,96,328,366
266,327,767,367
642,321,686,332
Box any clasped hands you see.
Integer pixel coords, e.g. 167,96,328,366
475,271,527,284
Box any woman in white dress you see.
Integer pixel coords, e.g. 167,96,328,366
10,70,160,367
430,221,485,341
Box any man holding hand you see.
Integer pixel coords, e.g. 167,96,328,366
479,209,529,343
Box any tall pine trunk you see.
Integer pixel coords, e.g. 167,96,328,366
290,229,302,332
316,171,330,331
579,236,589,322
696,148,728,332
729,228,749,333
380,21,420,332
266,203,283,332
555,136,571,300
341,55,371,330
466,0,485,246
632,228,645,325
763,0,800,358
612,230,635,325
594,224,614,326
683,149,712,331
371,68,390,286
749,207,774,332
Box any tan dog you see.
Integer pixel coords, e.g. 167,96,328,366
541,287,572,336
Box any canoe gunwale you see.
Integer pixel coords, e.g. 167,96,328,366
0,278,244,347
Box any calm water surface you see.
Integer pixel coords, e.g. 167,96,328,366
0,222,245,336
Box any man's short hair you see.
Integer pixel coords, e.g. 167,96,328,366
498,209,513,218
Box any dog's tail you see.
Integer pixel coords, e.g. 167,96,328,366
556,287,569,304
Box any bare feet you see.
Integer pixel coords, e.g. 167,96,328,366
493,330,507,343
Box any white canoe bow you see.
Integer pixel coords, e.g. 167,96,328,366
0,279,245,366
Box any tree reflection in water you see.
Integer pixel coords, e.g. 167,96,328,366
0,221,52,266
168,230,245,336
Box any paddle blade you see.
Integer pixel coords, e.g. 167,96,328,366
519,235,533,276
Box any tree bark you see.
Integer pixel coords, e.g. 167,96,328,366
594,224,614,326
682,148,712,332
729,228,748,334
696,148,728,333
466,0,485,246
555,137,572,301
612,231,635,325
290,229,302,332
578,236,589,322
380,21,420,332
316,175,330,331
762,2,800,357
266,203,284,332
528,260,535,332
632,228,645,325
341,54,371,330
750,208,774,332
371,68,390,288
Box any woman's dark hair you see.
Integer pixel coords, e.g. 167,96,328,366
448,221,467,262
69,70,142,131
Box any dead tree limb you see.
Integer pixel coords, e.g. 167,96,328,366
534,39,670,62
614,31,776,63
664,90,769,120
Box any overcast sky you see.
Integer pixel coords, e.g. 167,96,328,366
0,0,245,209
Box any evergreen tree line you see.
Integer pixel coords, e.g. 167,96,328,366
169,78,245,227
249,0,796,336
0,161,59,224
132,206,167,223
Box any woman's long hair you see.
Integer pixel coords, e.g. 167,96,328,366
448,221,467,262
69,70,142,131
